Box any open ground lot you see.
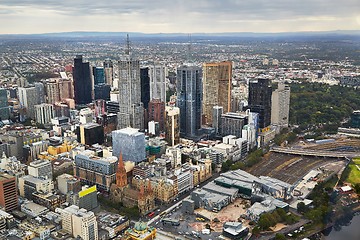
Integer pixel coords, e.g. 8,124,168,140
248,152,341,184
152,198,251,240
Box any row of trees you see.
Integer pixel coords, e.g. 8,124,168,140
221,148,264,172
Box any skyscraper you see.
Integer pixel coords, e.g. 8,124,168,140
176,65,202,138
117,37,144,130
103,59,114,86
149,64,167,102
202,61,232,125
248,78,272,129
148,99,165,132
45,79,60,104
0,88,9,120
140,67,150,110
18,86,38,119
73,55,92,105
58,78,74,100
165,106,180,146
93,67,105,86
271,83,290,129
34,103,55,125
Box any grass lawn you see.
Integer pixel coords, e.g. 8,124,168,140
342,160,360,185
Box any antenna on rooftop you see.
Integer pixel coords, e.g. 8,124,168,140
186,33,193,63
125,34,131,55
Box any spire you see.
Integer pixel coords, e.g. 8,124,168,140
116,152,127,188
118,152,124,170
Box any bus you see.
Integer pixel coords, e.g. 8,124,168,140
162,218,180,226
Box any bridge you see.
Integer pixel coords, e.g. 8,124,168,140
271,147,358,159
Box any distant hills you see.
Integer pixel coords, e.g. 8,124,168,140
1,30,360,40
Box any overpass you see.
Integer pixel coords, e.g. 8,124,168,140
271,147,357,159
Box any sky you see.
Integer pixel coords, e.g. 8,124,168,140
0,0,359,34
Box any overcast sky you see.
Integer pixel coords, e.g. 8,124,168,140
1,0,359,34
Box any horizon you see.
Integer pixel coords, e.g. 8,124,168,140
1,0,359,34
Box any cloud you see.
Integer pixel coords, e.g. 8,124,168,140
0,0,359,33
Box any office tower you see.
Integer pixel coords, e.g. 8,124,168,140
34,82,45,104
103,59,114,86
112,127,146,163
45,80,60,104
148,99,165,132
73,55,92,105
220,112,247,138
34,103,55,125
28,159,53,180
149,64,167,102
165,106,180,146
18,86,38,119
93,67,105,86
76,185,98,211
271,83,291,129
140,67,150,109
117,37,144,130
60,205,98,240
213,106,223,136
0,88,9,120
77,123,104,145
58,78,74,100
0,173,18,212
74,153,117,191
248,78,272,129
94,84,111,101
202,61,232,125
176,65,202,138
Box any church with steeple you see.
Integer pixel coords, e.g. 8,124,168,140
110,153,155,215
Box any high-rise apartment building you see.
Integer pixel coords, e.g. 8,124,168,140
117,46,144,130
73,55,92,105
148,99,165,132
176,65,202,138
271,83,290,129
149,64,167,102
248,78,272,129
165,106,180,146
202,61,232,125
103,59,114,86
45,79,60,104
34,82,45,105
0,173,18,212
59,205,98,240
34,103,55,125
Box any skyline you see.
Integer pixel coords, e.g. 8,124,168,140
1,0,359,34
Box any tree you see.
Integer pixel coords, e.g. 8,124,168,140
275,233,286,240
297,202,307,214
